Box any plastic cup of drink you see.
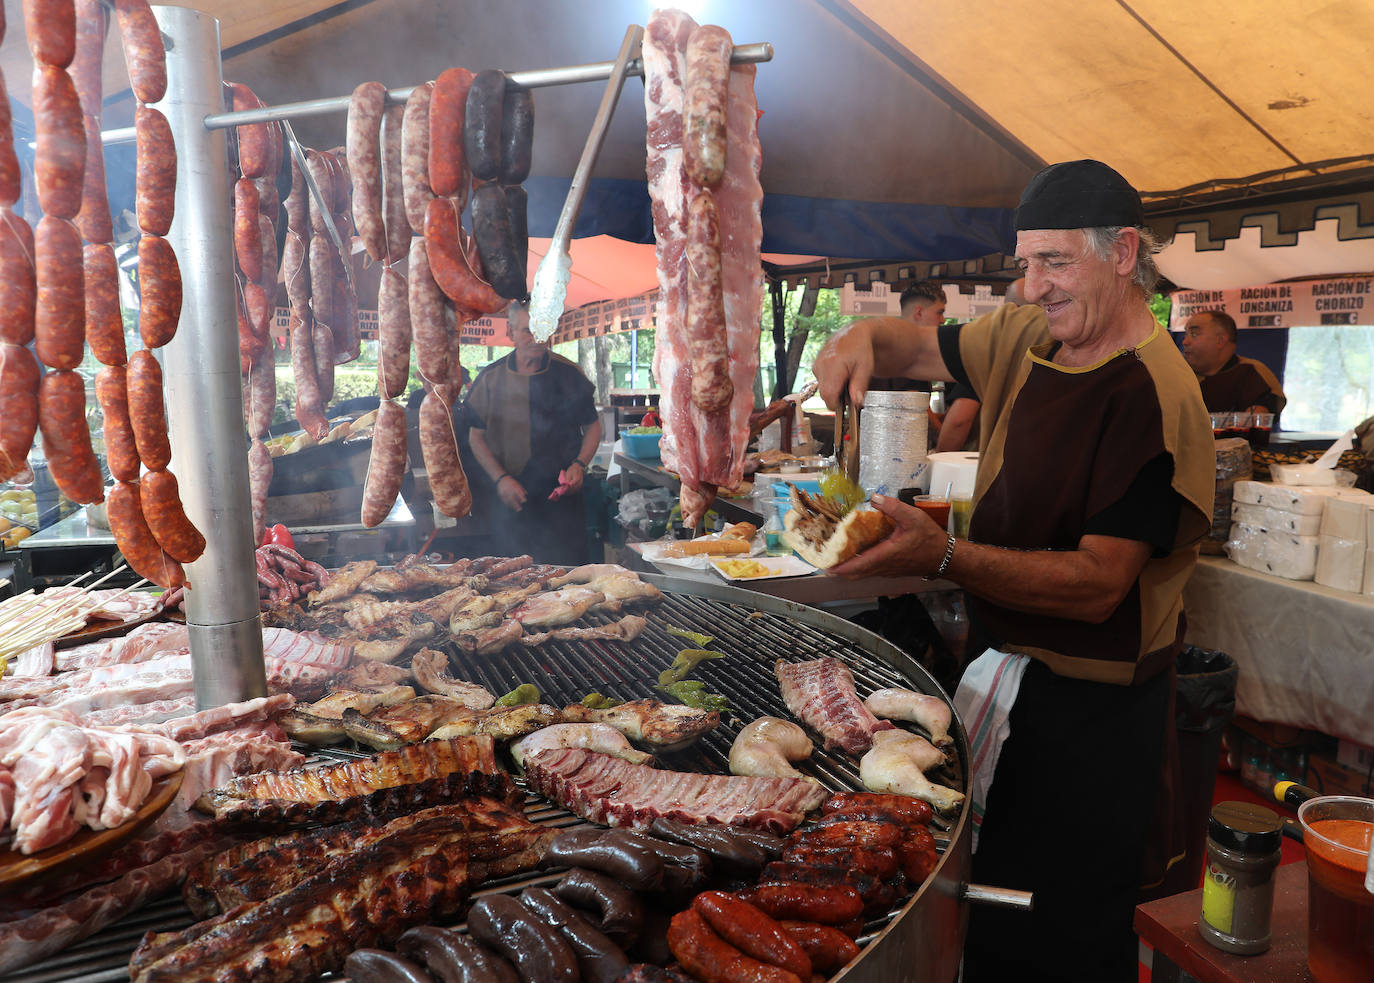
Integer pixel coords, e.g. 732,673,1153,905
900,493,951,531
1211,412,1229,438
1298,795,1374,982
1249,413,1275,448
950,496,973,538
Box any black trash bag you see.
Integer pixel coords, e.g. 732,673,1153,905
1175,646,1238,733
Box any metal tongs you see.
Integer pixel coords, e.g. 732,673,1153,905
528,24,644,339
838,392,861,486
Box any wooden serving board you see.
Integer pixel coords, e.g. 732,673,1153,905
51,608,164,649
0,770,183,890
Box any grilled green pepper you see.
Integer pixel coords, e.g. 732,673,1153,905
494,683,540,707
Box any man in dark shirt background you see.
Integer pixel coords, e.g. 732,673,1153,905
869,280,947,392
1181,309,1283,415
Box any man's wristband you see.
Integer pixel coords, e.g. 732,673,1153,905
925,535,957,580
494,472,510,485
568,459,586,471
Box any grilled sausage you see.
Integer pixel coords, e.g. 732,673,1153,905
758,861,894,913
685,190,730,413
897,823,938,886
396,925,520,983
361,399,406,527
380,103,409,264
815,803,935,832
0,344,40,483
112,0,166,103
719,826,787,858
613,831,711,892
135,105,175,236
108,479,185,589
248,437,272,548
499,82,533,185
83,243,125,365
140,468,205,563
38,369,104,504
34,216,85,370
408,237,450,383
233,178,262,281
420,390,471,519
520,887,629,983
25,0,76,67
401,81,435,235
735,883,865,926
780,842,899,881
787,821,903,853
343,949,436,983
778,922,860,975
667,909,801,983
554,868,644,946
126,349,171,471
429,67,473,200
467,893,579,983
692,892,811,981
137,235,182,348
346,80,388,264
820,792,935,826
33,65,85,221
683,25,732,189
469,182,525,301
423,196,504,316
76,113,112,242
649,818,769,873
545,828,665,893
463,70,505,183
95,364,138,483
0,69,22,207
0,211,36,347
376,267,411,399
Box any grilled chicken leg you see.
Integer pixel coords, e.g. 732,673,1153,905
864,688,954,749
859,730,964,815
728,716,816,782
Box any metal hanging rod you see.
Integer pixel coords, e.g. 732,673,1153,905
101,41,772,144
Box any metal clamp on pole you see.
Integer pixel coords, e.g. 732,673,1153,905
963,883,1035,911
152,4,267,707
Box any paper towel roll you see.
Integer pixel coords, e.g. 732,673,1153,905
928,451,979,499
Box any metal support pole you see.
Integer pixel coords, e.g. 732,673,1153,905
152,4,266,707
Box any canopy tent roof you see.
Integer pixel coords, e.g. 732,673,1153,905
2,0,1370,291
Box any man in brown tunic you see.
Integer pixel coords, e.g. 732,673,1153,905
814,160,1214,981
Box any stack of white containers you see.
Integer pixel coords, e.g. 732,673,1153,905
1226,480,1374,590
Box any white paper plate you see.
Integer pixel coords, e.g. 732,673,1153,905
708,555,817,581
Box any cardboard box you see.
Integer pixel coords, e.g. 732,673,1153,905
1306,751,1374,798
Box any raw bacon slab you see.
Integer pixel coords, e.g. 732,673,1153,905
776,657,895,755
524,748,825,833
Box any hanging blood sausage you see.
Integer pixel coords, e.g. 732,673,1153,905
499,82,534,185
38,369,104,504
469,182,525,301
34,216,85,371
463,70,505,183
